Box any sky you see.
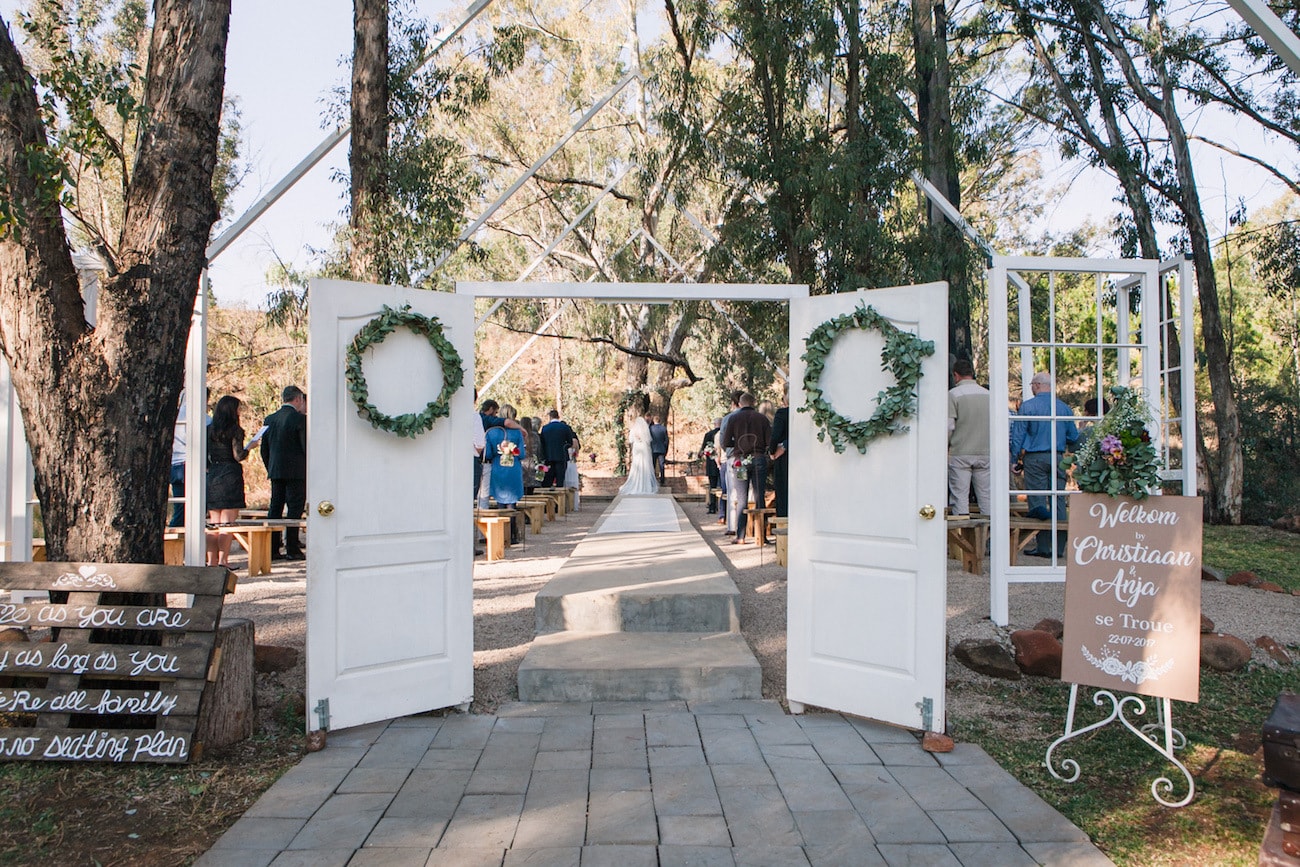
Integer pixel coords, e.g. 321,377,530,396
0,0,1291,307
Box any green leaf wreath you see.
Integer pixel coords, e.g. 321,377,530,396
800,303,936,454
1061,386,1164,499
345,304,464,438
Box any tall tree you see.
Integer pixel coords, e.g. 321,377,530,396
350,0,390,282
0,0,232,561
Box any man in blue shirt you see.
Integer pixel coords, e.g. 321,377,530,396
1010,371,1079,557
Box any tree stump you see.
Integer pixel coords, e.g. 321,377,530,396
195,617,255,754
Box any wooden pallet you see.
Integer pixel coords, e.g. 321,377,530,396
0,562,234,763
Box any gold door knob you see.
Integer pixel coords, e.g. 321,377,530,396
919,505,936,520
317,501,335,517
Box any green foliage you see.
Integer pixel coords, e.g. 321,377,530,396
800,303,935,454
345,305,464,438
1062,386,1164,500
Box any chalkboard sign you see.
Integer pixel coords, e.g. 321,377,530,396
0,562,235,763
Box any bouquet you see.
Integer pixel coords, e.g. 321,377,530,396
497,439,520,468
535,463,549,483
733,455,753,481
1062,386,1163,499
701,443,716,462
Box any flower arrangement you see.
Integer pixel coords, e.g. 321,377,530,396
497,440,520,468
701,443,716,462
733,455,753,481
535,463,549,483
1062,386,1163,500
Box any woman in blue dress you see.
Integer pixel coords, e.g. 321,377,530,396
484,404,526,536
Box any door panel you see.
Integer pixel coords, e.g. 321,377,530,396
306,279,474,732
788,282,949,730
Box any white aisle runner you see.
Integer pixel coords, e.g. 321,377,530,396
591,494,681,534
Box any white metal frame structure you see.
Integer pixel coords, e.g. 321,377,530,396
988,255,1195,626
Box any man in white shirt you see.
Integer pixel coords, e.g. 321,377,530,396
947,359,992,517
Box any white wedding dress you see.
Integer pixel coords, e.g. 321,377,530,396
618,416,659,496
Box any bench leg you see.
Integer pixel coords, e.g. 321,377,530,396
481,521,506,561
247,531,271,576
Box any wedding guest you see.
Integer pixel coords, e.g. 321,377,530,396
261,385,307,561
206,395,251,567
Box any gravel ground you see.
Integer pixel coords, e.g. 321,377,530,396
222,495,1300,724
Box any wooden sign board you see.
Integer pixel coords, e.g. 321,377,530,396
1061,494,1203,703
0,562,234,763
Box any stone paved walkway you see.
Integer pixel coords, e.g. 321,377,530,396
196,700,1113,866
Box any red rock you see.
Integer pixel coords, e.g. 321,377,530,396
1201,633,1251,672
1227,571,1258,587
1032,618,1064,639
305,730,327,752
1256,636,1293,665
1201,614,1216,633
1260,582,1286,593
0,628,28,643
922,732,955,753
1010,629,1063,678
254,644,301,674
953,639,1021,680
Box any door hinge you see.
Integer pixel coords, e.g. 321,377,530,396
917,697,933,732
314,698,331,732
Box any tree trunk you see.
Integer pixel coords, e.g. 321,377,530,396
912,0,970,360
0,0,232,562
350,0,390,283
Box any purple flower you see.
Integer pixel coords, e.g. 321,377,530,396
1099,434,1122,455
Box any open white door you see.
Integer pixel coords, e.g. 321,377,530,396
306,279,474,732
787,282,949,731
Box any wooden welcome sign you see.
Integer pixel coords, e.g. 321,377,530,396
1061,494,1203,703
0,562,234,763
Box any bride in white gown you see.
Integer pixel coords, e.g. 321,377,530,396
618,407,659,496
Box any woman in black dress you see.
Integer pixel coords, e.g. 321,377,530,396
206,395,251,566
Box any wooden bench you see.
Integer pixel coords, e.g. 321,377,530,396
946,517,990,574
478,508,525,545
744,507,776,545
511,499,547,531
1008,516,1057,560
520,495,558,523
534,489,567,517
770,517,789,566
213,519,306,577
475,515,514,562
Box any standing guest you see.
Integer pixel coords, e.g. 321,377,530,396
471,409,485,556
261,385,308,561
539,409,578,488
1010,371,1079,557
701,418,722,514
769,387,790,518
722,392,772,545
205,395,251,567
520,416,542,495
169,389,190,527
484,405,527,542
947,359,992,518
649,414,669,485
757,400,775,423
716,390,743,532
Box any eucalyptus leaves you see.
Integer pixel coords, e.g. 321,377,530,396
800,303,935,454
346,304,464,438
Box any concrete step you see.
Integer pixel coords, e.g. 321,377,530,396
534,530,740,634
517,631,763,702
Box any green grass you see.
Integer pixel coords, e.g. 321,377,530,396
950,647,1300,864
1203,524,1300,592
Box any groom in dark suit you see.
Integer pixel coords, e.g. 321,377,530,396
261,385,307,560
